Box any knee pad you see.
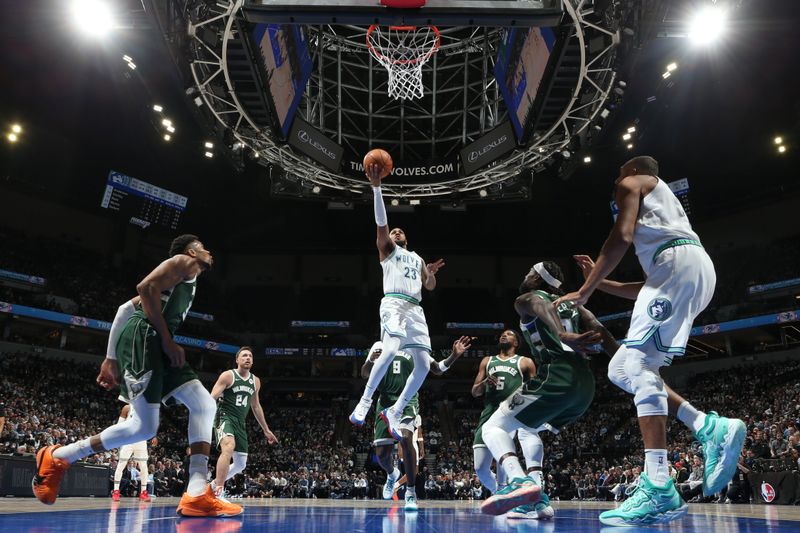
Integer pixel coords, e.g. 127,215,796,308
100,400,160,451
517,429,543,468
623,349,668,417
171,380,217,444
607,347,634,394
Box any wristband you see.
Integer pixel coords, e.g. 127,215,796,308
437,360,451,373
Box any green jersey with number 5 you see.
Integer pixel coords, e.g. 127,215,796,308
484,354,524,410
219,369,256,423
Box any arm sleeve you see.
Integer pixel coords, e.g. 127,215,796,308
373,186,388,227
107,300,136,360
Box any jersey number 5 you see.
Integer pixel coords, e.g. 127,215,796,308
235,395,248,407
495,376,506,390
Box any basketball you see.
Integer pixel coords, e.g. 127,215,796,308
363,148,393,180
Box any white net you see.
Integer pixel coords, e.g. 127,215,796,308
367,25,440,100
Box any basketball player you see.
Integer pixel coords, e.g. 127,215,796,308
349,163,446,442
479,262,610,516
33,235,241,517
471,329,543,513
210,346,278,499
366,336,471,510
111,404,155,502
555,156,746,526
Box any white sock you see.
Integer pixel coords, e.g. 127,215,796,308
188,455,209,496
644,449,669,486
501,456,526,480
53,439,93,463
528,469,543,487
676,401,706,433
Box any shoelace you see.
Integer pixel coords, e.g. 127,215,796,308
620,485,652,512
624,478,641,497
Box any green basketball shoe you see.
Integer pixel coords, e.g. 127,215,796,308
598,473,688,527
480,476,540,516
695,411,747,496
507,480,553,519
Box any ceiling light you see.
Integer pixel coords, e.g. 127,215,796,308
622,133,632,141
390,198,400,206
778,145,787,154
666,62,678,72
688,5,728,45
71,0,114,37
122,55,132,63
312,185,321,194
627,126,636,133
204,151,214,158
7,133,18,143
600,109,610,119
166,125,175,133
627,143,634,150
253,151,259,158
11,124,22,134
479,189,488,198
204,141,214,149
127,62,136,70
409,199,420,206
152,104,163,113
161,119,172,127
774,136,783,145
662,71,671,79
583,156,592,163
163,134,171,141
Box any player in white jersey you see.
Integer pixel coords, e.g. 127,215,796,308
556,156,746,526
111,404,154,502
349,163,446,442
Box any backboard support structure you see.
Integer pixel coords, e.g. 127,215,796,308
242,0,563,27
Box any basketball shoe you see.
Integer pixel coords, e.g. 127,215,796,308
112,489,121,502
405,492,418,512
382,470,399,500
379,407,403,440
480,476,540,516
139,490,151,502
177,485,243,517
695,411,747,496
32,445,70,505
349,397,372,426
508,482,553,520
598,473,688,526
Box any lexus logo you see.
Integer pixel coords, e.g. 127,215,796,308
468,135,508,162
297,129,336,159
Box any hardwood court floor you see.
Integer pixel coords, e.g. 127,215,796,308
1,497,798,531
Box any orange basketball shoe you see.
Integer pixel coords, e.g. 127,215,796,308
139,490,151,502
177,485,243,517
32,445,71,505
112,489,121,502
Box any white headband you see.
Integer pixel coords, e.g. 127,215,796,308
533,262,562,289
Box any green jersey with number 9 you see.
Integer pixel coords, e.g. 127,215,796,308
219,369,256,423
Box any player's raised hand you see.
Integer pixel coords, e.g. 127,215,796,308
574,255,596,280
96,358,120,390
451,336,473,358
554,290,589,308
264,428,279,445
366,163,383,187
427,259,445,275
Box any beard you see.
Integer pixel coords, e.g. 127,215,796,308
498,341,514,351
518,282,530,294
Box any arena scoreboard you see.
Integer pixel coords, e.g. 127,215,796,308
100,170,188,230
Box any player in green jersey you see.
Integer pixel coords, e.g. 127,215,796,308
480,261,615,517
364,336,472,511
34,235,241,517
210,346,278,499
471,330,538,493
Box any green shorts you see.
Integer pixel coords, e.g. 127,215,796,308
373,397,420,446
116,317,199,406
506,352,595,432
215,413,249,453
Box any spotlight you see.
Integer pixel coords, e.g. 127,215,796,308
204,151,214,158
627,143,634,150
312,185,321,194
161,118,172,127
774,136,783,145
166,125,175,133
561,150,571,160
479,189,488,198
11,124,22,134
409,199,420,206
194,97,204,107
662,71,671,79
152,104,163,113
122,55,132,63
204,141,214,149
127,62,136,70
622,133,632,141
666,62,678,72
71,1,114,37
253,151,259,159
583,156,591,164
163,134,171,141
600,109,610,119
7,132,18,143
627,126,636,133
390,198,400,206
778,145,787,154
688,4,728,45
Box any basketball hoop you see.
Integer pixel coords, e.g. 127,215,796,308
367,24,440,100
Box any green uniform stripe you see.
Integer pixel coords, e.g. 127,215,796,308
384,293,421,306
651,238,702,264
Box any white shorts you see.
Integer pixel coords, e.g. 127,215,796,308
624,244,716,361
119,441,148,463
379,296,431,352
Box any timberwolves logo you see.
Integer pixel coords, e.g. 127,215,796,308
647,298,672,321
761,481,776,503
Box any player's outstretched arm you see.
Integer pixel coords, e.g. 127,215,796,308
421,258,445,291
556,176,641,308
576,305,619,355
252,376,278,444
210,371,234,400
368,163,395,260
574,255,644,301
